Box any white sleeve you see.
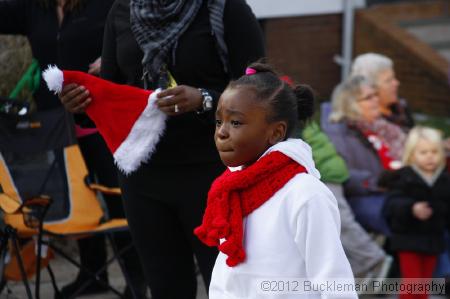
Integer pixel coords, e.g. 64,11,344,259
294,194,358,299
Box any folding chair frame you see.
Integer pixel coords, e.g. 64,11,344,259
0,108,140,298
0,194,140,299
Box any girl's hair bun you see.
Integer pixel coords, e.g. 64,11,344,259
293,84,315,121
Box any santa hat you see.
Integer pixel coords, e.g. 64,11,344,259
42,65,167,175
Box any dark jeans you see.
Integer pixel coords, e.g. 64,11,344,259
118,161,224,299
347,194,391,235
77,133,145,288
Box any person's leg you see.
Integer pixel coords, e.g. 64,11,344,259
418,254,438,299
175,163,223,290
434,232,450,277
325,183,386,276
433,233,450,298
398,251,422,299
83,134,147,297
347,194,390,235
58,134,108,298
119,164,199,299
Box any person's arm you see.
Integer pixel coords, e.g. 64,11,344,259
0,0,29,34
223,0,265,79
294,194,358,299
399,98,415,129
383,192,415,221
88,57,102,75
324,127,381,196
381,171,415,223
100,3,123,83
60,2,120,113
186,0,264,118
344,169,379,196
326,131,379,196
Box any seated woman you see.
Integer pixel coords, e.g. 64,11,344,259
323,75,406,235
351,52,414,131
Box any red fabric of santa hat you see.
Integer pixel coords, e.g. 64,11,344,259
43,65,166,175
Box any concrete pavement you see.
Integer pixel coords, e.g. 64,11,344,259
1,240,446,299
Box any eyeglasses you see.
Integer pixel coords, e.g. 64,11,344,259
357,92,378,102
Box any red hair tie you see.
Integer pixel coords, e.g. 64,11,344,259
280,75,294,87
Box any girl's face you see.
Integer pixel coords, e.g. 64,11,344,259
215,87,286,167
357,85,380,123
412,139,442,174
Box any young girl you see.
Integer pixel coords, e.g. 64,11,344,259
195,63,357,299
383,126,450,299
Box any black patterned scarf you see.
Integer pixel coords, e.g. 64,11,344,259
130,0,228,89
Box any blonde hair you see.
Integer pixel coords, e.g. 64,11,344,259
402,126,446,167
329,75,372,122
351,53,393,85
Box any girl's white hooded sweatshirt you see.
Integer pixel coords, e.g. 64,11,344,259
209,139,357,299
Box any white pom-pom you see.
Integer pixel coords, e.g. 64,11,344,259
42,65,64,94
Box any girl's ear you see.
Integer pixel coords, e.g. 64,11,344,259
269,121,287,145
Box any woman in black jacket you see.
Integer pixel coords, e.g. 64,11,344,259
383,126,450,299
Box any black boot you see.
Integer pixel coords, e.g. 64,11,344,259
114,232,149,299
123,283,149,299
55,235,108,299
445,279,450,299
55,272,109,299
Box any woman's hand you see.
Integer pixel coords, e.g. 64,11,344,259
155,85,202,116
412,201,433,221
59,83,91,113
88,57,102,76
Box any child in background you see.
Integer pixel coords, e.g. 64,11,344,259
383,126,450,299
195,63,356,299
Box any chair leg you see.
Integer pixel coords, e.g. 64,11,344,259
106,233,138,299
0,231,10,296
0,277,6,296
0,231,10,282
35,222,45,299
46,242,123,298
47,264,61,297
8,227,33,299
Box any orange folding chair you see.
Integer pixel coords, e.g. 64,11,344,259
0,106,138,299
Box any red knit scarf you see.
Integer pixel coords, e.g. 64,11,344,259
359,129,395,170
352,119,405,170
194,151,307,267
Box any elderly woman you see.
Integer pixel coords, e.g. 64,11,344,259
322,75,407,235
351,53,414,131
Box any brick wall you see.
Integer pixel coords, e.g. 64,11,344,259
354,1,450,116
263,1,450,116
264,14,342,101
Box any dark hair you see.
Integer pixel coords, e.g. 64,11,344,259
228,62,315,138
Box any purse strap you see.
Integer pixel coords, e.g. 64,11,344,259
9,59,40,99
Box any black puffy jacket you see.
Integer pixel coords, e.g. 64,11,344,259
383,166,450,254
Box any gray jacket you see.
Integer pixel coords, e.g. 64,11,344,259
321,103,384,197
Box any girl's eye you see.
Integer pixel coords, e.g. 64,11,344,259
231,120,242,127
215,119,222,127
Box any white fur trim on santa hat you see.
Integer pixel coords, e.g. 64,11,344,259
42,65,64,94
113,89,167,175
